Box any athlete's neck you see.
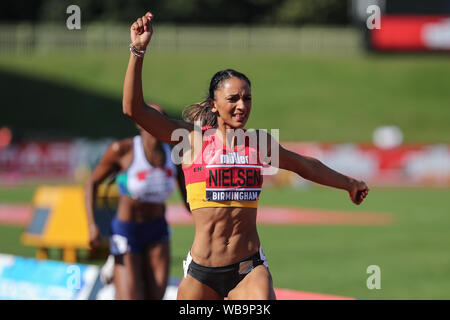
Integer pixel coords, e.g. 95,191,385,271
216,124,245,149
140,134,162,165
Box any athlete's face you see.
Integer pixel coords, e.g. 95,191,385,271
210,77,252,129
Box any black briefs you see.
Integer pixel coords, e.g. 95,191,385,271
184,249,268,297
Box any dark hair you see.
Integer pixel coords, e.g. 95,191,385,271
182,69,251,127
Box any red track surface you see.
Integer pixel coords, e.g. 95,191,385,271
274,288,355,300
0,204,31,226
166,205,392,226
0,204,392,226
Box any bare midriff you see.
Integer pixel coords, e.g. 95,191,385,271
190,206,260,267
116,195,166,223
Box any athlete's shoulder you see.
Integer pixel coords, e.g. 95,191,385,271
109,138,133,157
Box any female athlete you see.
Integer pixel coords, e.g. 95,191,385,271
85,104,189,299
122,12,369,300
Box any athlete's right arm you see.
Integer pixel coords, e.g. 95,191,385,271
84,141,122,249
122,12,193,144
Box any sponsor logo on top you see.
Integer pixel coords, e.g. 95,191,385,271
220,152,249,165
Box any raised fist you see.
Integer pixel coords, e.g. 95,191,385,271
130,12,153,51
348,180,369,205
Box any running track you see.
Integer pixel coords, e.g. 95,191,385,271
1,203,383,299
0,204,393,226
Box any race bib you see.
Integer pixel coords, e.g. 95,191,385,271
205,164,262,201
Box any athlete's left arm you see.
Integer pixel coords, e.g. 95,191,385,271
263,131,369,205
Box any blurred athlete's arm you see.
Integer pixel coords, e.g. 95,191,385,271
176,164,191,213
123,12,192,144
84,141,123,248
263,131,369,205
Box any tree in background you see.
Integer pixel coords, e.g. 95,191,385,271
271,0,348,25
0,0,349,25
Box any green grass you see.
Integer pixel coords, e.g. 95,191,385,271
171,186,450,299
0,186,37,203
1,52,450,142
0,48,449,299
1,185,449,299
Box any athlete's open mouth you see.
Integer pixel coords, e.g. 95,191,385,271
233,113,246,122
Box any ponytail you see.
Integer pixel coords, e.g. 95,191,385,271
182,100,217,127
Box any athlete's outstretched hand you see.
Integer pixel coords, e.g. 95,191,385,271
348,180,369,205
130,11,153,51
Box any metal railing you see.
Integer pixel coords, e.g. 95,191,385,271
0,23,363,55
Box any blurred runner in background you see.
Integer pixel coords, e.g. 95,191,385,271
85,103,189,300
